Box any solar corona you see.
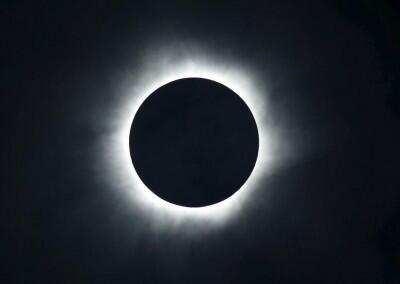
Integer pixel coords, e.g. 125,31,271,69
102,48,279,227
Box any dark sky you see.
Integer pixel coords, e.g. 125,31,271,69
2,0,400,283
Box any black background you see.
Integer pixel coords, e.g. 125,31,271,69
2,0,400,283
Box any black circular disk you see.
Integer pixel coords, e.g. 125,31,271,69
129,78,259,207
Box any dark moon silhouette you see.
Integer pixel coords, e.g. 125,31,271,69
129,78,259,207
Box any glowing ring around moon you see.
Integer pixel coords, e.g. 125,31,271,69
103,50,277,226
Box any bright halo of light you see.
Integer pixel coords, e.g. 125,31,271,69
102,46,280,227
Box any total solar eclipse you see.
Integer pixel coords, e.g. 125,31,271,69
129,78,259,207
